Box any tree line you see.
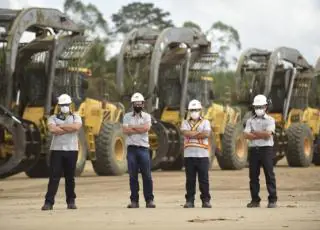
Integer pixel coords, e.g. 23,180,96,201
63,0,241,102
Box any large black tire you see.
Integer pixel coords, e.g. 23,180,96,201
217,123,248,170
92,122,127,176
25,156,50,178
286,123,314,167
72,128,88,176
313,152,320,166
312,136,320,166
160,153,184,171
159,130,184,171
25,131,52,178
208,132,216,170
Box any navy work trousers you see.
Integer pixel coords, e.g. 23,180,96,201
184,157,211,202
45,150,78,205
127,145,154,202
248,146,277,203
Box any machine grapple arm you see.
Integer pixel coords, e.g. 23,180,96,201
148,28,210,111
264,47,312,96
147,27,211,112
116,28,160,95
1,7,84,107
234,48,271,101
0,8,88,179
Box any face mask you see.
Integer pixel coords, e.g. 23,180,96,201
60,106,70,114
190,111,200,120
133,106,143,113
255,109,265,117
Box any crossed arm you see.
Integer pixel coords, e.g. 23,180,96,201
48,123,82,135
244,120,274,140
243,130,273,140
122,123,151,134
182,130,210,138
180,120,211,138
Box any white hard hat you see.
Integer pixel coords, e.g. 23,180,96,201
57,94,72,105
131,92,145,102
188,99,202,110
252,94,267,106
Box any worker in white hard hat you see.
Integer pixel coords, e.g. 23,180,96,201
180,99,212,208
122,92,156,208
41,93,82,211
243,94,278,208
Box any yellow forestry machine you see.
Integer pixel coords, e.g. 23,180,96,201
116,27,247,171
309,56,320,165
0,7,126,179
235,47,319,167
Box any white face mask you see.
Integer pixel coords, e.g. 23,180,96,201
255,109,265,117
60,106,70,114
190,111,200,120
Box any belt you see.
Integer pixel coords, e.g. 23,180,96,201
128,145,149,150
249,146,273,149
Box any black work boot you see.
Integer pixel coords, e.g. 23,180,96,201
41,203,53,211
127,201,139,208
267,201,277,208
67,203,77,209
247,201,260,208
146,200,156,208
183,201,195,208
202,201,212,208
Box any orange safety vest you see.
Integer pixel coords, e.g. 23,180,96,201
184,118,209,150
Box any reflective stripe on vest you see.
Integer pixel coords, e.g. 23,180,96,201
184,119,209,149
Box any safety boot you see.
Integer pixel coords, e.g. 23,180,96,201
127,201,139,208
41,203,53,211
146,200,156,208
267,201,277,208
247,201,260,208
202,201,212,208
67,203,77,209
183,201,195,208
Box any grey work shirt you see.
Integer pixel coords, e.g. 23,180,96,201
244,114,275,147
48,113,82,151
123,111,151,148
181,118,211,158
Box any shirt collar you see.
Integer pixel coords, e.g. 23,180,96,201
253,114,267,119
132,112,143,118
188,116,203,122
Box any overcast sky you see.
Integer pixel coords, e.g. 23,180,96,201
1,0,320,67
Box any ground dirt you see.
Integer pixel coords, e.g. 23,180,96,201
0,158,320,230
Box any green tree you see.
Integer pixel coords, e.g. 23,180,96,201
111,2,174,34
207,21,241,69
182,21,202,31
84,39,108,77
63,0,115,100
182,20,241,69
64,0,110,40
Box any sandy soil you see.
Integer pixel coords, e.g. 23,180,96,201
0,159,319,230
